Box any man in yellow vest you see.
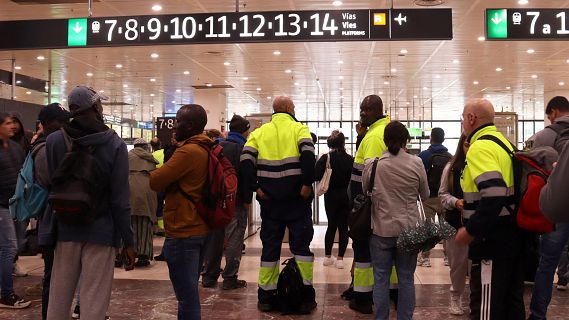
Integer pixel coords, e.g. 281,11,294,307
456,99,525,319
349,95,390,314
240,96,317,314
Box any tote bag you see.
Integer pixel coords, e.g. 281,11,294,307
316,154,333,197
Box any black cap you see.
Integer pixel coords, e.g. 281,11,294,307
38,103,70,125
229,114,250,133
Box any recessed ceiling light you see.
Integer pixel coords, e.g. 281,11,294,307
26,91,31,95
400,49,408,54
379,91,384,95
123,84,128,88
340,96,345,99
413,95,418,98
206,83,213,87
62,98,67,102
452,59,459,64
256,87,262,91
62,80,68,84
560,82,566,86
285,69,292,73
176,89,181,93
423,87,428,90
183,71,190,75
435,74,441,78
478,36,486,41
127,98,132,101
339,87,344,91
266,96,272,99
406,102,411,105
150,93,155,97
273,50,281,55
294,82,300,86
384,81,390,85
150,78,156,82
531,74,538,79
496,67,503,72
150,104,154,107
99,90,104,93
527,49,535,54
171,100,176,103
36,56,45,60
16,80,21,84
339,76,344,80
391,68,397,73
152,4,162,11
473,80,479,85
338,60,344,64
332,0,343,6
242,77,249,80
223,61,231,66
14,66,21,70
506,86,511,90
150,53,159,58
518,0,528,4
86,72,93,77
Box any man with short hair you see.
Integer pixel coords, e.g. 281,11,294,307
150,104,213,319
528,96,569,320
417,127,452,268
456,99,525,319
240,96,317,313
202,114,251,290
45,85,135,319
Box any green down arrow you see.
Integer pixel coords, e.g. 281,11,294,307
68,18,87,47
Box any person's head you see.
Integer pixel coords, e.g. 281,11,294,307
67,85,108,121
461,99,495,136
447,134,469,180
327,130,346,153
175,104,207,142
359,95,384,127
205,129,221,140
0,113,15,141
545,96,569,123
229,114,251,137
384,121,410,155
430,127,445,144
311,132,317,144
273,96,295,116
150,137,161,151
133,138,150,152
10,113,23,134
38,103,70,136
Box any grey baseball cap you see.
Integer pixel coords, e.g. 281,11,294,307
67,85,108,115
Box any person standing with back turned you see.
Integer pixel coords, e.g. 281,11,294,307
240,96,317,314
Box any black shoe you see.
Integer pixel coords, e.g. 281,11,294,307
257,302,275,312
72,305,80,319
0,293,31,309
134,259,150,268
341,286,354,301
154,253,166,261
298,301,317,314
222,279,247,290
114,259,122,268
202,280,218,288
349,299,373,314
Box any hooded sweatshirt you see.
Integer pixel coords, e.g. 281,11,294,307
0,140,24,207
40,116,134,248
10,114,33,153
532,114,569,151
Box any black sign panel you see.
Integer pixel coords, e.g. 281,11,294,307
0,9,452,51
155,117,176,148
486,8,569,40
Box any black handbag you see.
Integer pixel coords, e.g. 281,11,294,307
348,158,378,241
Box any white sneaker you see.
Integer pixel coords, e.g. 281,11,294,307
335,259,345,269
12,263,28,277
323,257,335,266
449,298,464,315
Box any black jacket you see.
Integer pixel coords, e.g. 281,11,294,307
0,140,25,207
315,151,353,191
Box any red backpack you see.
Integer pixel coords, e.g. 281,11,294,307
479,135,558,234
179,143,238,229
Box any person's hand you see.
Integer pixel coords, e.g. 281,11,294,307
256,188,269,201
300,185,312,200
455,227,475,245
455,199,465,211
122,247,136,271
553,162,557,168
356,122,368,136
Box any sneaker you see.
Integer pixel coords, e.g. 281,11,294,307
449,298,464,315
335,259,345,269
24,283,42,296
134,259,150,268
201,279,218,288
444,256,449,266
154,253,166,261
0,293,31,309
12,263,28,277
421,258,431,268
349,299,373,314
557,278,568,291
72,305,80,319
222,279,247,290
298,301,317,314
323,257,334,266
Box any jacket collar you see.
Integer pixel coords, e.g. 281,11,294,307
369,116,390,131
227,132,247,145
468,123,496,144
272,112,299,122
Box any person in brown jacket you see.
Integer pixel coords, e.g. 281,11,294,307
149,104,212,320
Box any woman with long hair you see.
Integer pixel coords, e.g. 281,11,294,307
364,121,429,319
315,130,353,269
438,134,470,315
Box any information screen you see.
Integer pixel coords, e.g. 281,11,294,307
0,8,452,50
486,8,569,40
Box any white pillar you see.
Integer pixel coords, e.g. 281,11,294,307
193,89,228,131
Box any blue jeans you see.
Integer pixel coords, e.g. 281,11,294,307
557,241,569,282
0,208,17,298
164,236,206,320
530,223,569,319
369,235,417,320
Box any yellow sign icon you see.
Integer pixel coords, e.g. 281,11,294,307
373,13,386,26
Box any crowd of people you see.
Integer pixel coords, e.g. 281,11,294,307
0,84,568,320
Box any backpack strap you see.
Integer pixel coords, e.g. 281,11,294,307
177,185,197,205
478,135,517,155
546,122,569,135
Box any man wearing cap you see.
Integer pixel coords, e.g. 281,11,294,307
202,114,252,290
44,86,135,320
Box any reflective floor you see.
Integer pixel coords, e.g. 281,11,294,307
4,226,569,319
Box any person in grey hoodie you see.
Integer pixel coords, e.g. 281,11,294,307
44,85,135,320
541,143,569,223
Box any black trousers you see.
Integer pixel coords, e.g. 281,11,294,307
470,257,525,320
323,188,349,257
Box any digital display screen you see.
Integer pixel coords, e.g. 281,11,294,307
487,8,569,40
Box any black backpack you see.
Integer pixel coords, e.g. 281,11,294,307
277,258,304,314
427,151,452,195
48,129,108,225
547,122,569,153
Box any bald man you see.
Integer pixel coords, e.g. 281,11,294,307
456,99,525,319
240,96,317,313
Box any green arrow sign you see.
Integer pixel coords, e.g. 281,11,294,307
487,9,508,39
67,18,87,46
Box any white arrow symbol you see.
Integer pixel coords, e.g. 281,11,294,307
491,12,504,25
73,22,83,33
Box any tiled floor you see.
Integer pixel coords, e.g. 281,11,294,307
2,226,569,319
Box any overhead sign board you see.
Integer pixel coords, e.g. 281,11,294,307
0,9,452,50
486,8,569,40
